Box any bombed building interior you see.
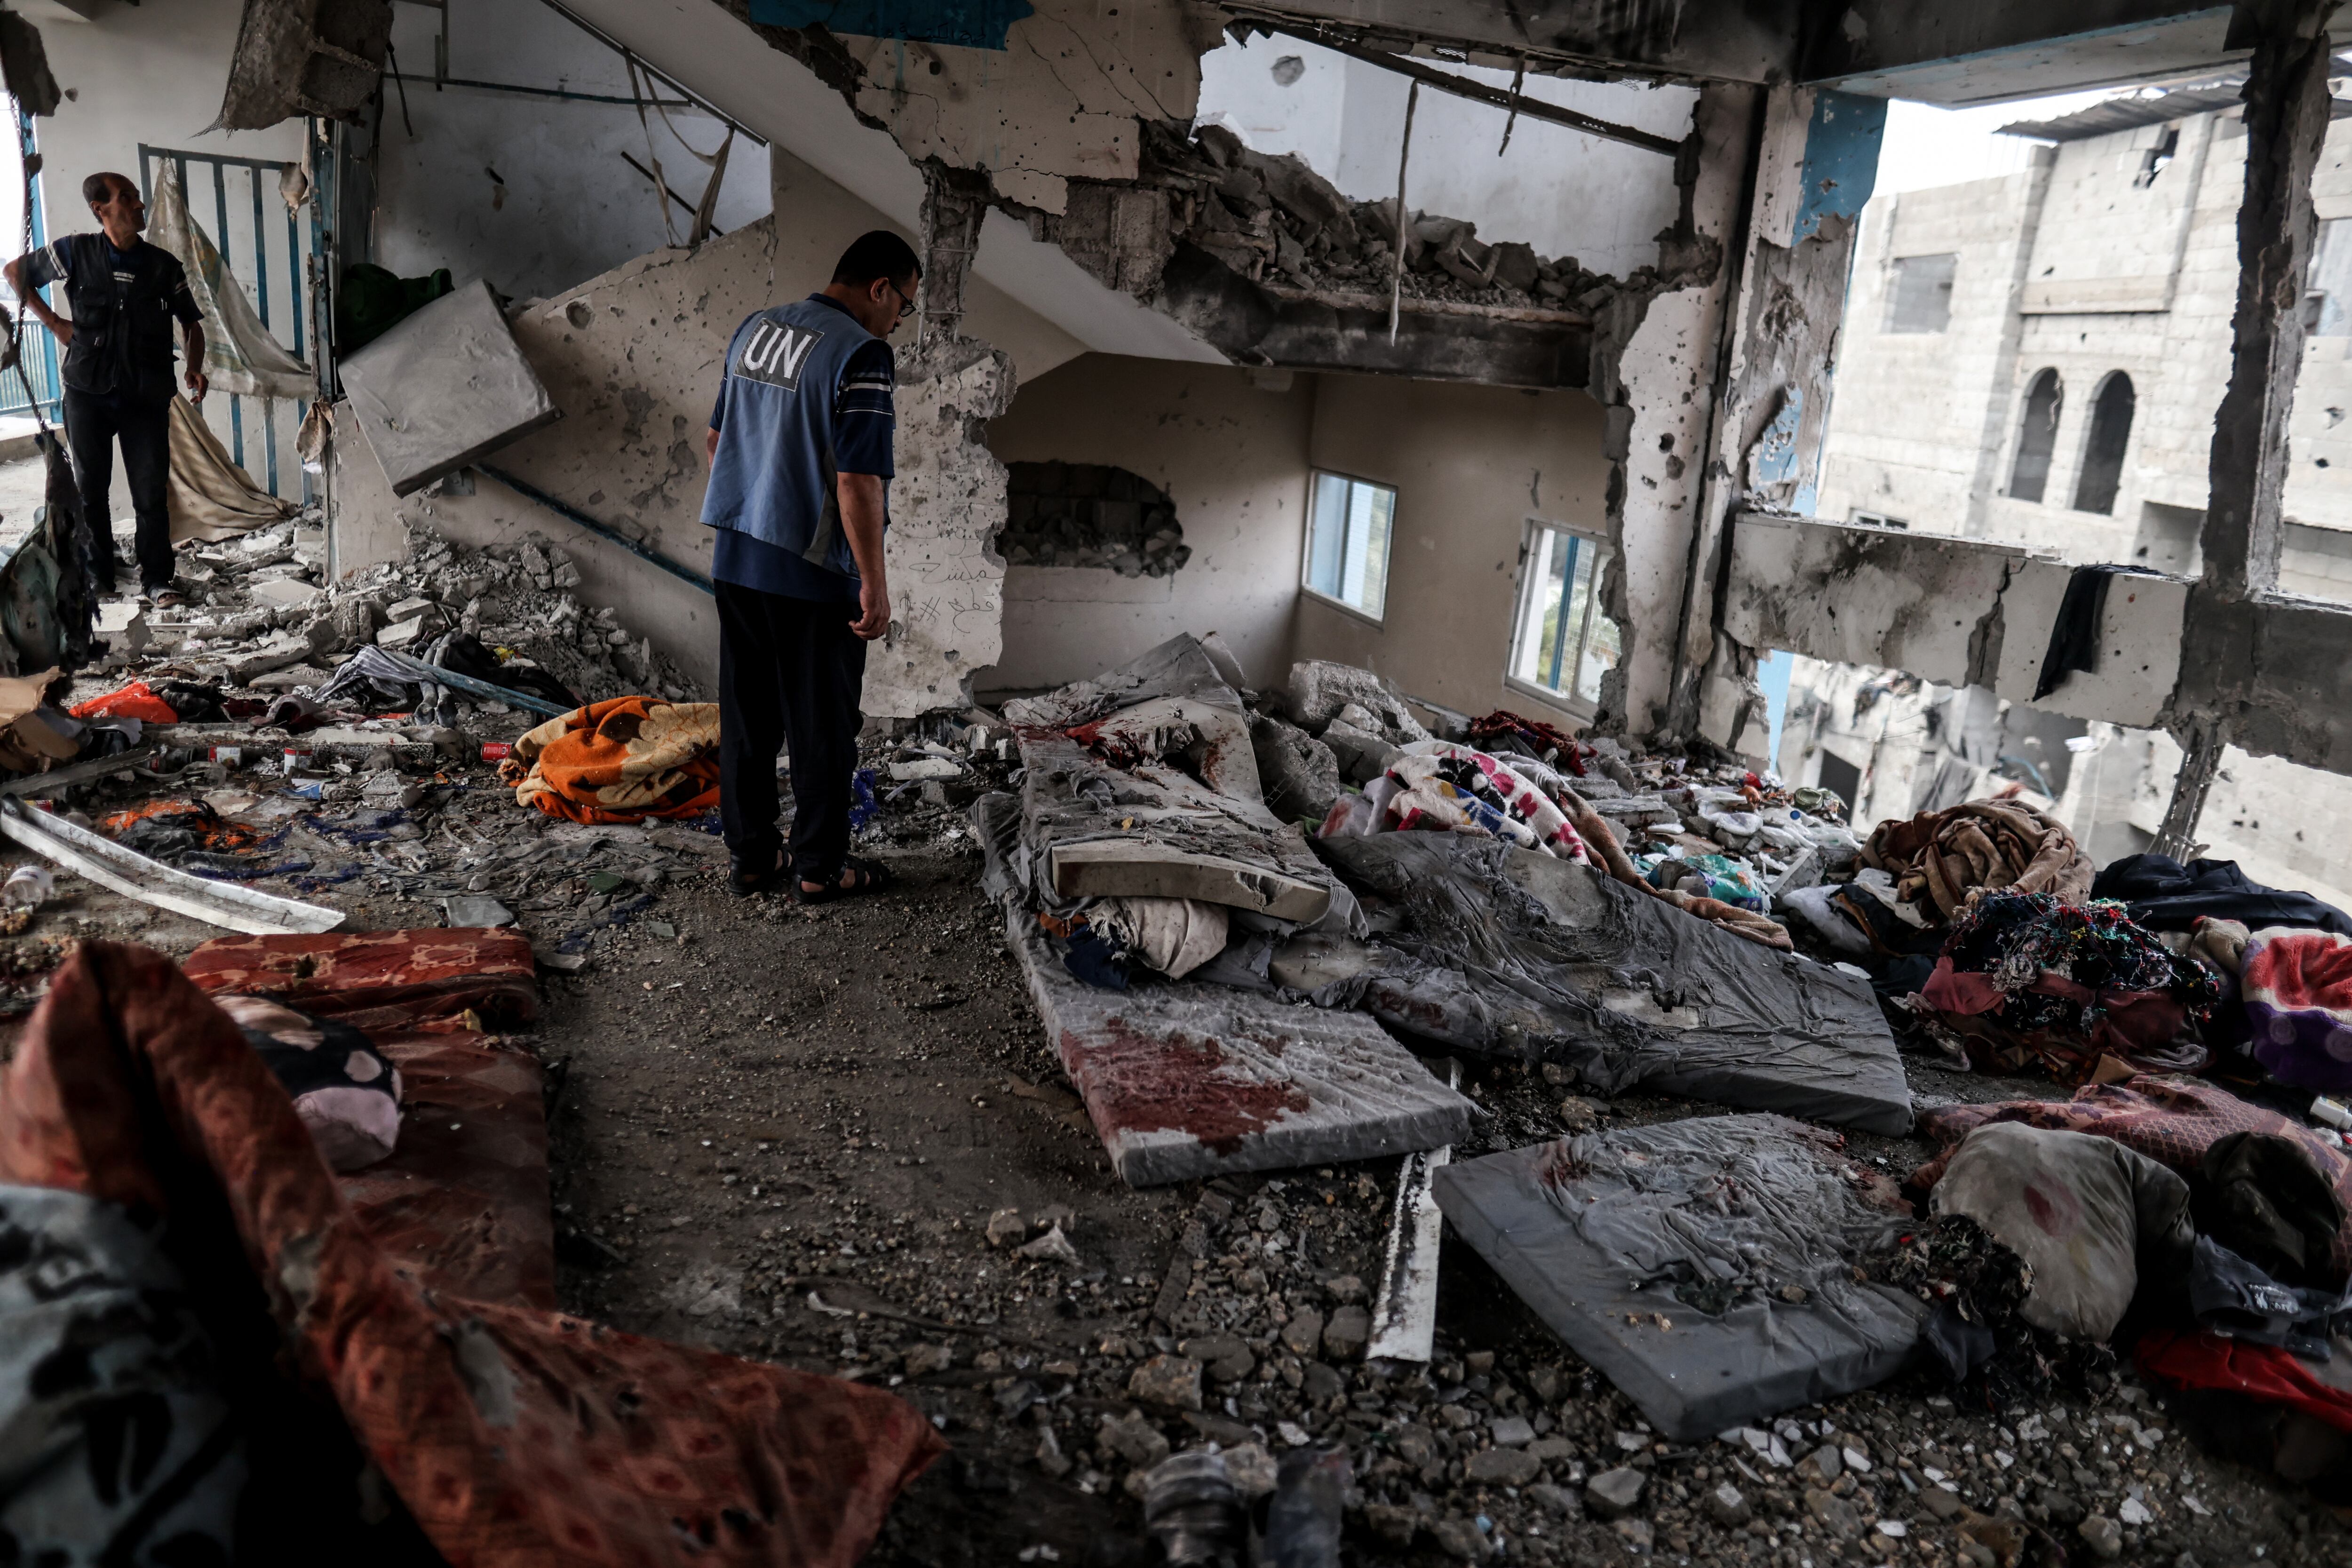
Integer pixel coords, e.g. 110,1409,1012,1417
7,0,2352,1563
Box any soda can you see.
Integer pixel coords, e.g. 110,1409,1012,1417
480,741,514,761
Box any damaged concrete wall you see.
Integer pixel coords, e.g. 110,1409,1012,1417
983,354,1313,694
863,333,1015,716
329,142,1086,697
1723,515,2187,730
1295,372,1612,729
1669,86,1885,755
1587,84,1759,742
826,0,1215,214
371,0,772,304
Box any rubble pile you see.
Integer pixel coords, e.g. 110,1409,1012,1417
1000,461,1190,577
1171,124,1628,311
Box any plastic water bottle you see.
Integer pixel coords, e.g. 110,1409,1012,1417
2,866,53,911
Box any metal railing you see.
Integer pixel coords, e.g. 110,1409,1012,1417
0,108,62,425
137,143,312,498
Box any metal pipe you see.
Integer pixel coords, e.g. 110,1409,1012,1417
528,0,767,145
477,464,715,596
1250,20,1681,157
1388,81,1417,347
431,75,697,110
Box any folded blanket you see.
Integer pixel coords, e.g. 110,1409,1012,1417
2242,926,2352,1090
500,696,721,824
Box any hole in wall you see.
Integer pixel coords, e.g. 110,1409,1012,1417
1000,462,1189,577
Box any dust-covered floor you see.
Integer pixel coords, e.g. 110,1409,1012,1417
538,838,2349,1568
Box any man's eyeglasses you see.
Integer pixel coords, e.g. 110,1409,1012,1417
884,278,916,319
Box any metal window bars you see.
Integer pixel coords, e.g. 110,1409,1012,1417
136,142,314,499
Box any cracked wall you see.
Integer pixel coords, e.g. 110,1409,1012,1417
864,334,1017,716
330,141,1082,701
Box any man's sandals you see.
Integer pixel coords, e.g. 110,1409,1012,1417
727,850,892,903
795,856,891,905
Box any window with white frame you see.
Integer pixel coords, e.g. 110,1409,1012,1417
1303,471,1396,619
1508,522,1620,707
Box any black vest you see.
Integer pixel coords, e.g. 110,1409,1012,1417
55,234,186,402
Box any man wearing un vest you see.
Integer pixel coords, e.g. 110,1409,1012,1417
701,230,917,902
4,171,208,606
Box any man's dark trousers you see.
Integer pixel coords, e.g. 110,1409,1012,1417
716,580,868,883
62,386,174,594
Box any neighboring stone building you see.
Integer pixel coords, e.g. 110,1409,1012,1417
1773,76,2352,905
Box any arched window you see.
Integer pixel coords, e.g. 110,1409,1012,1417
2009,368,2063,503
2072,372,2136,515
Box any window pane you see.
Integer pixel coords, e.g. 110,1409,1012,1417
1883,252,1957,334
1305,472,1348,597
1507,526,1614,703
1359,481,1395,619
1303,472,1397,617
1510,528,1562,684
1574,543,1619,702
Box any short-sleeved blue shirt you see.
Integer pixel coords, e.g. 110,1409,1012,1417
704,293,895,603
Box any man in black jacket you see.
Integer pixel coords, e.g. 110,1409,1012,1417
4,171,208,604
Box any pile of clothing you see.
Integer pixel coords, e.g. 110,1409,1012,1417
1908,1077,2352,1491
1319,740,1594,862
1918,891,2223,1082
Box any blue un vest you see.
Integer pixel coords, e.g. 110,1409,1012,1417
702,297,882,575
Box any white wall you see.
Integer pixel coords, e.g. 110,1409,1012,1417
1196,35,1695,277
373,0,771,304
1293,373,1613,728
983,355,1312,693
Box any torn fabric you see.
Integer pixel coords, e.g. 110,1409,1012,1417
168,395,298,541
1007,636,1335,924
149,163,314,401
1911,1074,2352,1287
0,941,944,1565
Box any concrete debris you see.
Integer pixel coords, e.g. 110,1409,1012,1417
1281,661,1430,742
1173,124,1623,313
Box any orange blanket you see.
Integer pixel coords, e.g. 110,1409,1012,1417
500,696,720,823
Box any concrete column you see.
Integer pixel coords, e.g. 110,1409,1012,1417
1670,86,1885,752
915,163,989,346
2200,0,2337,598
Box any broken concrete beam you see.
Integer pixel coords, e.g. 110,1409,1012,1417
251,578,323,610
224,634,313,684
376,617,429,650
338,279,560,498
1004,903,1474,1187
1046,838,1330,924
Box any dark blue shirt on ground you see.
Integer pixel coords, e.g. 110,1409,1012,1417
707,292,895,603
